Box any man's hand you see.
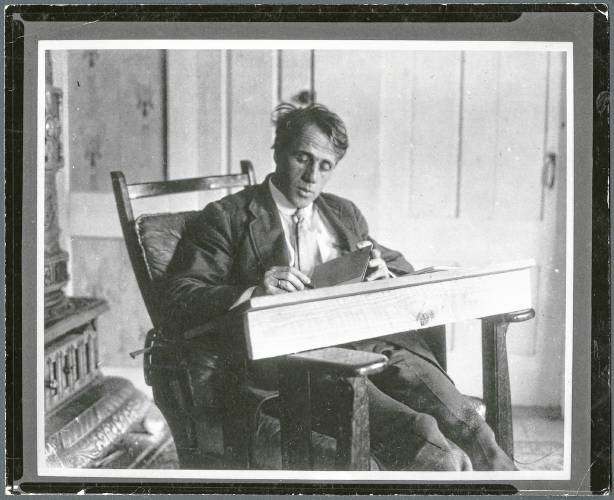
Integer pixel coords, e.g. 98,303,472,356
253,266,312,296
357,240,390,281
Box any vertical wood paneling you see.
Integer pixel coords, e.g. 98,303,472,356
229,50,276,181
544,53,566,162
314,51,382,227
494,52,548,220
409,51,461,218
377,51,414,239
459,52,500,217
531,51,567,405
280,50,313,104
196,50,228,208
59,49,567,407
167,51,199,179
68,50,165,191
166,50,201,212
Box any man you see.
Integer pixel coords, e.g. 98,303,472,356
164,103,516,471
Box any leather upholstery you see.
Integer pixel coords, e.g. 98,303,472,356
136,211,199,281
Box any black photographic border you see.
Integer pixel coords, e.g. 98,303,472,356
4,3,610,495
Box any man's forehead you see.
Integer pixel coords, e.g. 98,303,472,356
291,124,337,155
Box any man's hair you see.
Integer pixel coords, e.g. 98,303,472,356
272,103,349,161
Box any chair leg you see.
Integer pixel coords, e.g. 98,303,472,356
151,376,201,467
334,376,370,471
481,316,514,459
279,364,313,469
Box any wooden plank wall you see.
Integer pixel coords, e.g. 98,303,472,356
316,51,385,221
58,48,566,408
309,49,564,407
408,51,462,219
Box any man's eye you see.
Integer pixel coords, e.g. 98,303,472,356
320,162,333,172
295,154,310,163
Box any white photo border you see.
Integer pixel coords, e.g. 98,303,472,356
37,38,574,481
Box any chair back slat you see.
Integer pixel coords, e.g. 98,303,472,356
111,160,256,328
128,173,252,200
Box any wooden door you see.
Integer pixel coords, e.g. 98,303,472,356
303,49,567,409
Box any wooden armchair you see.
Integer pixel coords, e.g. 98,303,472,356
111,162,533,470
111,162,388,470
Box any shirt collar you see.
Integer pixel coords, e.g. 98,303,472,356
268,177,314,218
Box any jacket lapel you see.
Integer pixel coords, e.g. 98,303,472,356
248,179,291,269
315,196,360,253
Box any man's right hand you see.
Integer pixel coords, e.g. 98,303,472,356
253,266,312,296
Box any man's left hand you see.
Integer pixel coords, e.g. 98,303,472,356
357,241,390,281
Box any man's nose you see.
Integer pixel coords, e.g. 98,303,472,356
303,164,318,183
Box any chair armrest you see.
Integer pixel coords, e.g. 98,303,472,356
279,347,381,470
285,347,388,377
183,309,244,340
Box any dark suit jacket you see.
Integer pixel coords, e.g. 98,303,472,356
163,178,442,372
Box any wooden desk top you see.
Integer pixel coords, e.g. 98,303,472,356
242,260,535,360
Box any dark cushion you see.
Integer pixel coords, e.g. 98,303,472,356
136,211,200,281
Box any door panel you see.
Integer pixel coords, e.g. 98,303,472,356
311,49,564,407
460,51,500,217
409,51,462,218
280,50,313,104
494,52,548,220
377,51,414,236
229,50,276,181
315,50,383,226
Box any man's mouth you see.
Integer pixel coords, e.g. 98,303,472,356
297,187,313,197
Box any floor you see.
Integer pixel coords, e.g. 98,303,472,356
512,406,565,471
103,366,565,471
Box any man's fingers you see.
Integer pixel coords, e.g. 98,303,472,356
356,240,372,249
262,281,282,295
262,266,311,294
270,266,311,285
366,268,388,281
269,286,286,295
276,271,305,291
366,258,389,281
278,279,299,292
287,267,312,285
371,248,382,259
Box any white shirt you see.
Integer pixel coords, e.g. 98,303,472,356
268,178,342,267
230,179,342,308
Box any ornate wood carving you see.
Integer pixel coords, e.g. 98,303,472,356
44,52,70,323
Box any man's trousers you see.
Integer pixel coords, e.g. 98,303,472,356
347,337,517,471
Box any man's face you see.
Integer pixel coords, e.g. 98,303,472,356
273,124,339,209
